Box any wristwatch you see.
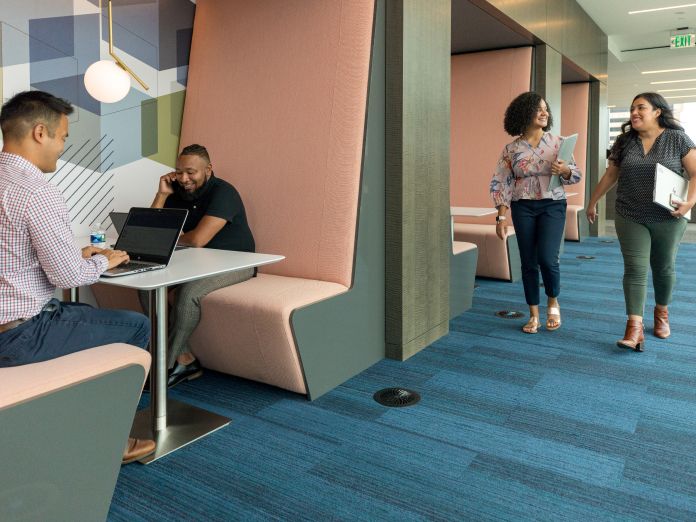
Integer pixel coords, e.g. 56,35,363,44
495,215,507,223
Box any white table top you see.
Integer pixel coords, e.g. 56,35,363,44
96,248,284,290
450,206,497,217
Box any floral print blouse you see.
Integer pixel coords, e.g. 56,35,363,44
490,132,582,208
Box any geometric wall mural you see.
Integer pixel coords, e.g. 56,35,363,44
48,134,116,232
0,0,195,237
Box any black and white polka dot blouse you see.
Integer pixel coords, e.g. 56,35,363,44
610,128,695,224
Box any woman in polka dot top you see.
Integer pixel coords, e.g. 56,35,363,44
587,92,696,352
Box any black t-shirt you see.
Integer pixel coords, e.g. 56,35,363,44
164,174,255,252
610,128,695,224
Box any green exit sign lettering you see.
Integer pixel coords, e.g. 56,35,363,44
671,34,695,48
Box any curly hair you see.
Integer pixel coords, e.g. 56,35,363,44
609,92,684,166
503,91,553,136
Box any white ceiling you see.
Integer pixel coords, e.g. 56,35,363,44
576,0,696,107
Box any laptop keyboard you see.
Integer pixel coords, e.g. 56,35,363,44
107,261,158,273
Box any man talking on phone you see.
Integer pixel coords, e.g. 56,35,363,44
147,144,255,388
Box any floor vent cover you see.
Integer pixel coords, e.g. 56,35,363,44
495,310,524,319
600,240,614,243
373,388,421,407
576,255,595,260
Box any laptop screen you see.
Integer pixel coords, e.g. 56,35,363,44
114,207,188,264
109,211,128,235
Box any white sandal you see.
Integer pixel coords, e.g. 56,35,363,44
522,316,540,334
546,306,561,331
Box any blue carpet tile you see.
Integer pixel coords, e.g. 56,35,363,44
110,238,696,521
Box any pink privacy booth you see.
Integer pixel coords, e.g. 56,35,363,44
176,0,381,399
450,47,533,281
0,344,150,520
561,82,590,241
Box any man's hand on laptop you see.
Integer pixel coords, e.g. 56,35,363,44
81,245,104,258
100,249,131,269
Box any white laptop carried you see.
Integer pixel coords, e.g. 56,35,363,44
101,207,188,277
653,163,691,220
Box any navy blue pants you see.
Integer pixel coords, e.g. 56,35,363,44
0,299,150,368
510,199,567,305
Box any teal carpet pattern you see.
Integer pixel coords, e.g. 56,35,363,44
110,238,696,521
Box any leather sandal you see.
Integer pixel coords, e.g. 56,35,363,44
654,306,670,339
522,316,540,334
546,306,561,331
617,319,645,352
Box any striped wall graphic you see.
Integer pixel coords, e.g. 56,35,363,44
49,135,115,232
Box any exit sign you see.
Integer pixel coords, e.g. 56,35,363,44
671,34,695,48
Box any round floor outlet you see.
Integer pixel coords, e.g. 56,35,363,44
495,310,524,319
373,388,421,407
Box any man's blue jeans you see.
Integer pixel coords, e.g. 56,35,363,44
0,299,150,367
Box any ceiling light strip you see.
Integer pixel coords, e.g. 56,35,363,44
629,3,696,15
651,78,696,84
642,67,696,75
663,94,696,99
658,87,696,92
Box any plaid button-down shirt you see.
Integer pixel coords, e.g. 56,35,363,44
0,152,107,322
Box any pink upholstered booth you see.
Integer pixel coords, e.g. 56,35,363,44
1,344,150,520
450,47,532,280
91,0,381,399
561,82,590,241
182,0,377,398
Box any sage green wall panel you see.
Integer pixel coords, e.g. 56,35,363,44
534,44,562,130
588,80,609,237
386,0,450,360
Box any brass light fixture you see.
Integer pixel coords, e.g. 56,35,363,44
84,0,149,103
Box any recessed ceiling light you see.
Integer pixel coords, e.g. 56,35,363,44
642,67,696,74
658,87,696,92
629,3,696,14
651,78,696,84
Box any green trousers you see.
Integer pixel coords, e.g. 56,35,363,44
614,213,687,316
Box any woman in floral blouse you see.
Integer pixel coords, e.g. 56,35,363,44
490,91,582,334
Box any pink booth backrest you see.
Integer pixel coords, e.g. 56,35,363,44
450,47,532,223
561,83,590,207
179,0,374,288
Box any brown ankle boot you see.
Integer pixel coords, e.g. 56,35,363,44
654,306,670,339
617,319,645,352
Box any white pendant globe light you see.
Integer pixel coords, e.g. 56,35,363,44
83,0,149,104
84,60,131,103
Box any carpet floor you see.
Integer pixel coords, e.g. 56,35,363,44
110,237,696,521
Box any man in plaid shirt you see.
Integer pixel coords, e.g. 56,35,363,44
0,90,155,463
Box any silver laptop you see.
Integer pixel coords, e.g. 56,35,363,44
102,207,188,277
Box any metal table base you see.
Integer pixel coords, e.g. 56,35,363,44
130,399,230,464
